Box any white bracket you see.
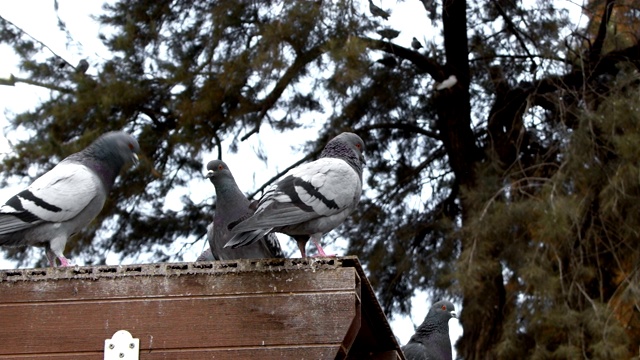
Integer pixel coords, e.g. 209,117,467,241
104,330,140,360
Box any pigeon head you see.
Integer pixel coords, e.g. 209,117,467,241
72,131,139,189
205,160,231,182
427,300,457,324
92,131,140,167
321,132,366,175
205,159,249,216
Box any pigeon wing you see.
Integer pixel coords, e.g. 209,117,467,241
0,162,102,234
233,158,361,231
402,342,429,360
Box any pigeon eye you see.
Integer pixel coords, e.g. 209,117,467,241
128,143,134,150
441,305,447,311
218,164,224,170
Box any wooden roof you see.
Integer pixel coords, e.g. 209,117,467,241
0,256,404,359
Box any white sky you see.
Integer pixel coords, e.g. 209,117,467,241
0,0,588,355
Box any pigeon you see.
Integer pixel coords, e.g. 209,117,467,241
376,28,401,41
376,55,398,68
75,59,89,74
402,300,457,360
225,132,365,258
411,37,423,50
368,0,390,20
202,160,284,260
0,131,140,267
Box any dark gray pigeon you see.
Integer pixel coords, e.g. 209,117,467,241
75,59,89,74
0,131,140,267
368,0,390,20
224,132,365,258
402,300,457,360
411,37,423,50
377,28,400,41
201,160,284,260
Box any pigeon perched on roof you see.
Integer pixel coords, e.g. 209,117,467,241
0,131,140,267
368,0,390,20
202,160,284,260
225,132,365,258
411,37,423,50
402,300,457,360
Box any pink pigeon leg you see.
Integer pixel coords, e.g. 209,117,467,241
310,234,335,257
46,246,72,267
58,256,71,267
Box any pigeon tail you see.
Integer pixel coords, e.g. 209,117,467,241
225,228,272,249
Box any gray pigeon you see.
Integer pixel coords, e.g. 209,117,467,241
411,37,423,50
0,131,140,267
368,0,390,20
75,59,89,74
377,28,401,41
202,160,284,260
376,55,398,68
224,132,365,258
402,300,457,360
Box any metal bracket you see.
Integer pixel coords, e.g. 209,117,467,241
104,330,140,360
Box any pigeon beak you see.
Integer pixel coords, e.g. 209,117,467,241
450,311,457,319
132,153,139,165
205,170,214,179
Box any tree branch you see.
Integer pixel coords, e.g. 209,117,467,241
492,0,537,67
589,0,616,62
0,15,72,67
358,122,439,140
247,151,318,199
0,74,72,93
363,37,446,81
241,43,326,140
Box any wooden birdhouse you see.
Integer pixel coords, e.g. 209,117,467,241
0,256,404,359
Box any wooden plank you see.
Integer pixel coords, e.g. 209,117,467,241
0,346,341,359
0,268,357,303
341,258,406,359
0,292,358,355
0,257,408,358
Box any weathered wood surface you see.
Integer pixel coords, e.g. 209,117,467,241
0,256,403,359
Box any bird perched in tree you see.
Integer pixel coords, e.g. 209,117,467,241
377,28,401,41
225,132,365,258
376,55,398,68
0,131,140,267
201,160,284,260
402,300,457,360
368,0,390,20
75,59,89,74
411,37,423,50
